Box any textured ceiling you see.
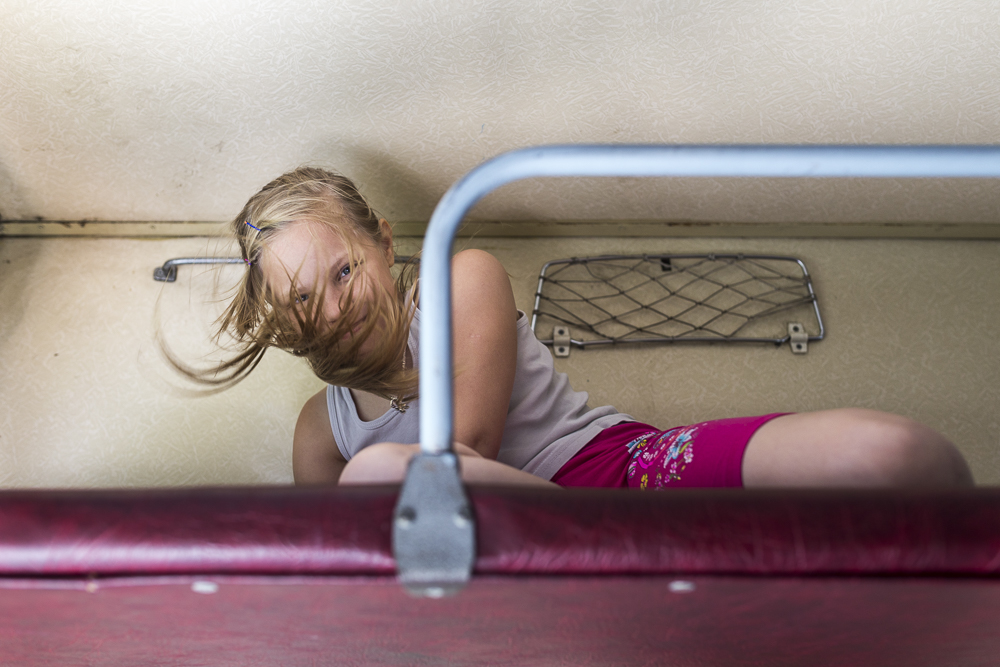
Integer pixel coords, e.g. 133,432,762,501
1,0,998,226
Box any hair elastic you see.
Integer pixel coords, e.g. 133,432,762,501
244,220,262,232
243,258,253,267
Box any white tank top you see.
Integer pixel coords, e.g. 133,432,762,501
327,307,632,480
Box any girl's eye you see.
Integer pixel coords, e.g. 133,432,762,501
295,294,309,304
339,264,352,280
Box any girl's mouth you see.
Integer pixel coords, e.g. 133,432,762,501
344,316,367,339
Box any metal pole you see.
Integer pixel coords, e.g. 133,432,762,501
397,143,1000,597
419,144,1000,455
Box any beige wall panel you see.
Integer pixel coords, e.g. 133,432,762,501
2,0,999,229
1,235,998,488
0,237,323,487
3,1,998,489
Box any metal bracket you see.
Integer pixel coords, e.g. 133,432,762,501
392,452,476,598
153,265,178,282
553,326,571,357
153,257,246,282
788,323,808,354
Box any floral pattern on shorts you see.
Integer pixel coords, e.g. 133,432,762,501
626,425,699,489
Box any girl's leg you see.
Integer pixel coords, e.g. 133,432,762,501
741,409,973,488
339,442,558,488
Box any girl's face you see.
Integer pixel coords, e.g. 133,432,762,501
260,218,396,355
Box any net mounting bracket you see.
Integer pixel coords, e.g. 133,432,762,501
553,326,571,357
788,323,809,354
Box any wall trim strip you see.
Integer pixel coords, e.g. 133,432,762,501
2,220,1000,239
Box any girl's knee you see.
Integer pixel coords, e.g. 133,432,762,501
842,410,972,487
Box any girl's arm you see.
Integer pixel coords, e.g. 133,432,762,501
292,389,555,487
293,388,348,484
339,442,558,488
447,250,520,460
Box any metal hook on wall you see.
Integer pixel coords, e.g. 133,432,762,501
153,256,418,282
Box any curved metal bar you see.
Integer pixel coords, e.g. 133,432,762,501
419,144,1000,455
154,255,417,282
153,257,245,282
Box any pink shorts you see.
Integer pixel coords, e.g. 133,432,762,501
550,414,790,489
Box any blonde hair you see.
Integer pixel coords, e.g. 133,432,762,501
171,167,417,400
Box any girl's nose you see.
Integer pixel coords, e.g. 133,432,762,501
323,291,343,324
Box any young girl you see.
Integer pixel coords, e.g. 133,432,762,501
204,166,973,490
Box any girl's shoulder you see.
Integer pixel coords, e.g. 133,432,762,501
415,249,509,313
452,248,505,273
448,248,518,334
451,249,510,296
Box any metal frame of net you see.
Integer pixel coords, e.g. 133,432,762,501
530,254,824,349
